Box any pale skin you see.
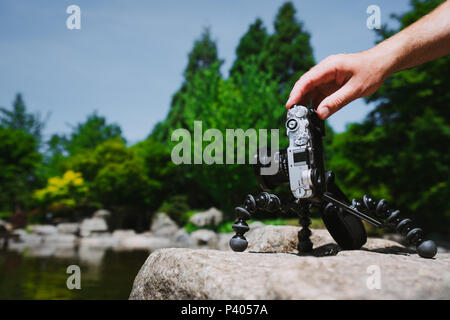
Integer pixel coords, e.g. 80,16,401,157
286,1,450,119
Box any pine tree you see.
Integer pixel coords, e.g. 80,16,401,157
183,28,222,82
266,2,315,91
152,28,222,141
230,18,268,76
0,93,47,144
229,2,315,95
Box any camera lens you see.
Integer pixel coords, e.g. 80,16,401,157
254,148,289,190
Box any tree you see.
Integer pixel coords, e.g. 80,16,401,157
230,2,315,94
230,18,269,76
41,112,125,180
63,112,124,156
328,0,449,234
152,28,223,142
64,138,161,208
149,2,317,216
0,93,47,145
184,28,223,82
33,170,90,219
265,2,315,91
0,127,41,212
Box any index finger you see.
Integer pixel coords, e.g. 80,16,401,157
286,59,338,109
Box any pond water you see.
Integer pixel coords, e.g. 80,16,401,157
0,249,149,299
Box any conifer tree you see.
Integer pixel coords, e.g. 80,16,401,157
230,18,268,76
266,2,315,91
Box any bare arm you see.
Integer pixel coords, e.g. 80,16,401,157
286,1,450,119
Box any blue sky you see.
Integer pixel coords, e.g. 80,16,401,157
0,0,411,144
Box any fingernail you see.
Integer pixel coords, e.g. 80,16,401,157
318,106,330,119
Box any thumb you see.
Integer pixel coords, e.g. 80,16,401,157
316,80,360,119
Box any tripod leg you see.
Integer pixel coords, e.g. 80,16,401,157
229,192,281,252
296,201,313,253
354,195,437,258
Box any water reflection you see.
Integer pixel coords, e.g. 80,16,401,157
0,248,149,299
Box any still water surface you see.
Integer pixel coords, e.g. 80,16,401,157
0,249,149,299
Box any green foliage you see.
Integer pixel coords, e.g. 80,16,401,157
230,18,268,76
152,28,223,142
156,195,191,226
266,2,315,90
166,61,285,215
0,94,47,145
151,3,316,218
33,170,90,217
184,28,223,82
66,138,161,209
53,112,124,157
39,112,125,186
230,2,315,93
0,127,41,211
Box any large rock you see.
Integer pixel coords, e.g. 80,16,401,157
189,207,223,227
217,232,234,251
150,213,179,238
43,234,77,247
80,217,108,237
93,209,111,219
248,221,265,230
28,224,58,236
79,234,118,248
246,226,409,255
8,229,43,251
130,226,450,300
112,229,136,239
57,223,80,235
190,229,217,247
117,235,173,251
0,219,13,232
173,228,195,247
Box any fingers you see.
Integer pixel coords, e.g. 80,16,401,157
316,79,361,119
286,56,339,109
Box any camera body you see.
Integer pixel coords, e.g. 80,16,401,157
256,105,325,202
285,105,325,200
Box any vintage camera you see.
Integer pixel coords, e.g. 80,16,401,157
255,105,325,202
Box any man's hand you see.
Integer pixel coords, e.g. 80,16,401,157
286,1,450,120
285,52,387,119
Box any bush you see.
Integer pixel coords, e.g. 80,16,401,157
156,195,191,226
33,170,90,219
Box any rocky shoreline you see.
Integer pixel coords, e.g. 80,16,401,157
130,226,450,300
2,208,235,263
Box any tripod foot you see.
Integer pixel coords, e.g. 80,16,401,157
417,240,437,259
229,235,248,252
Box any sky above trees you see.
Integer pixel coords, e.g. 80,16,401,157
0,0,410,143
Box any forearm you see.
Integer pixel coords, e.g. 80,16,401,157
369,0,450,78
